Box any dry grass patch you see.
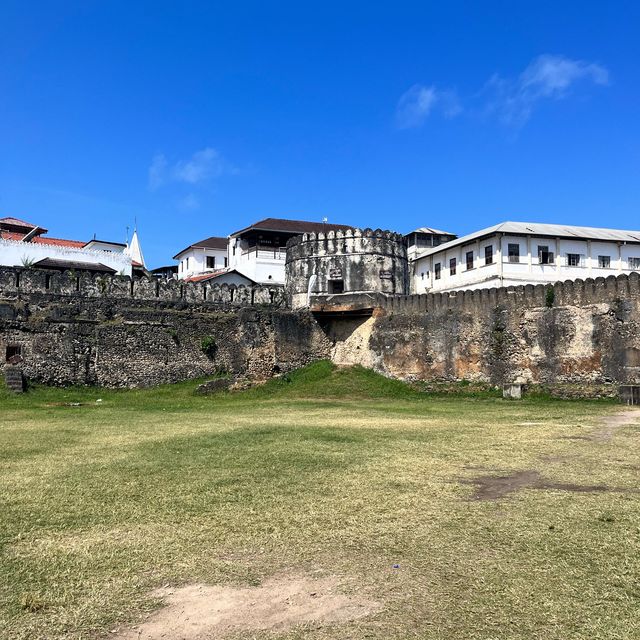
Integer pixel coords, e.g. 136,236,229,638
1,363,639,640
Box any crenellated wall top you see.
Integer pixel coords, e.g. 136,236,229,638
0,266,286,308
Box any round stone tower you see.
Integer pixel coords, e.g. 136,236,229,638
285,227,409,309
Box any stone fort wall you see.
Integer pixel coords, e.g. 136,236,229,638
322,273,640,394
285,228,408,308
0,266,328,387
1,264,639,393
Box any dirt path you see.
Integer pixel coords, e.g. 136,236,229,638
590,407,640,442
114,574,379,640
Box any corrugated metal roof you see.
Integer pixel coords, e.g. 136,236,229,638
415,221,640,259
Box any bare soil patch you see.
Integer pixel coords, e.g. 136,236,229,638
114,574,379,640
590,409,640,442
462,470,609,501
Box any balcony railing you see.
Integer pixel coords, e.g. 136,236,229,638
241,246,287,260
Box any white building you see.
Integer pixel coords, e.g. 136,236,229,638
174,236,229,280
405,227,456,261
0,217,134,276
227,218,352,285
412,221,640,294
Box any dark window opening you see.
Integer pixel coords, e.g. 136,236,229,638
484,245,493,265
45,274,52,289
224,257,228,268
206,256,216,269
508,243,520,263
466,251,474,271
538,245,554,265
15,272,20,288
449,258,457,276
269,290,276,304
598,255,611,269
567,253,581,267
434,263,441,280
6,345,22,362
75,276,80,291
329,279,344,294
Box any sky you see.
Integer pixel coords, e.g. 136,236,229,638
1,1,639,268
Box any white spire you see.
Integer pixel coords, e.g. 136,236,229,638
125,228,146,268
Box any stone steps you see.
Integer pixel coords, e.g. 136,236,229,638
4,365,24,393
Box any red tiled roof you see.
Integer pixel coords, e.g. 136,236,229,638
173,236,228,259
184,268,255,284
0,230,86,248
230,217,352,237
0,216,39,229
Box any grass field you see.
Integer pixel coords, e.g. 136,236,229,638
1,362,639,639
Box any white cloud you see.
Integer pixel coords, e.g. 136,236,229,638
173,148,223,184
148,147,226,190
483,54,609,126
395,85,461,129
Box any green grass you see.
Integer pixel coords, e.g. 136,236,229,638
0,362,638,639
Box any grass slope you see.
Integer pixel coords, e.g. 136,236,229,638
0,362,638,639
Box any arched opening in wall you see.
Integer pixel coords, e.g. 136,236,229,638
75,276,80,291
230,287,235,302
155,281,160,297
45,274,52,290
6,344,22,363
180,285,184,299
328,279,344,294
203,285,207,301
269,290,276,304
251,288,255,304
129,280,135,297
15,272,20,288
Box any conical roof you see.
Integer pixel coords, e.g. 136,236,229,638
125,229,146,267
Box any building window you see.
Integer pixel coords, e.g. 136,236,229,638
629,257,640,270
186,257,190,270
508,243,520,263
434,263,441,280
224,257,228,268
328,279,344,294
466,251,474,271
567,253,582,267
484,245,493,265
538,245,554,265
449,258,457,276
206,256,216,269
598,255,611,269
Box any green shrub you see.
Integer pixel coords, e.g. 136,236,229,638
201,336,218,359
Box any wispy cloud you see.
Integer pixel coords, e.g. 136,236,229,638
397,54,609,131
395,85,461,129
148,147,227,191
482,54,609,127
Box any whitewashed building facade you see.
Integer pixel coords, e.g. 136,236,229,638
412,222,640,294
174,236,229,280
0,217,134,276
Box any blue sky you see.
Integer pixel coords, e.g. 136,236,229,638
1,1,638,268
